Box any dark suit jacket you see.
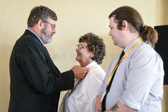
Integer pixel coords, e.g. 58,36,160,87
8,30,74,112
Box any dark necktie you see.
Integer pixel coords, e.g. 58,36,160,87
102,50,125,111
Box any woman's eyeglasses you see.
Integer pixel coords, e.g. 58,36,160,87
76,44,87,49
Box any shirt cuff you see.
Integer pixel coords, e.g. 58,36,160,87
119,91,141,110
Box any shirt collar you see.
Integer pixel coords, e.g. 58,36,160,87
86,61,97,69
123,37,142,53
27,29,45,46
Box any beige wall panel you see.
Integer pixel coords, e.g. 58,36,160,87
0,0,167,112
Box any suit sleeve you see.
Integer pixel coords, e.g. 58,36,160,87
20,41,74,94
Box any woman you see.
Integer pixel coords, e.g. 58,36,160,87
59,33,106,112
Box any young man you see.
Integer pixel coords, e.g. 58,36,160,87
95,6,164,112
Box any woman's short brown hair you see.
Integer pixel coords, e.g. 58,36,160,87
79,33,106,64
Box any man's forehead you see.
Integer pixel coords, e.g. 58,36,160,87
47,18,56,23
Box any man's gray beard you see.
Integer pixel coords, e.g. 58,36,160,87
45,37,52,44
41,30,52,44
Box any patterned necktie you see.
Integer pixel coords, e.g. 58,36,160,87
68,79,83,97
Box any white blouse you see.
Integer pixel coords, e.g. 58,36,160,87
59,61,105,112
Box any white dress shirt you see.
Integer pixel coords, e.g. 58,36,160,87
59,61,105,112
99,37,164,112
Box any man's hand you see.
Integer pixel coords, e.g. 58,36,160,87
95,95,102,112
71,65,88,79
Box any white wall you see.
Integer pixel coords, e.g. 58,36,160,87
0,0,167,112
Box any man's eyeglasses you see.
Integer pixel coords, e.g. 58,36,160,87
76,44,87,49
43,21,56,30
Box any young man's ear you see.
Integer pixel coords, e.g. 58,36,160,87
121,20,129,30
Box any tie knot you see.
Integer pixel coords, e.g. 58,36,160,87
121,50,125,56
119,50,125,60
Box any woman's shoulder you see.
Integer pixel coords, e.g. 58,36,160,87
87,64,105,81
